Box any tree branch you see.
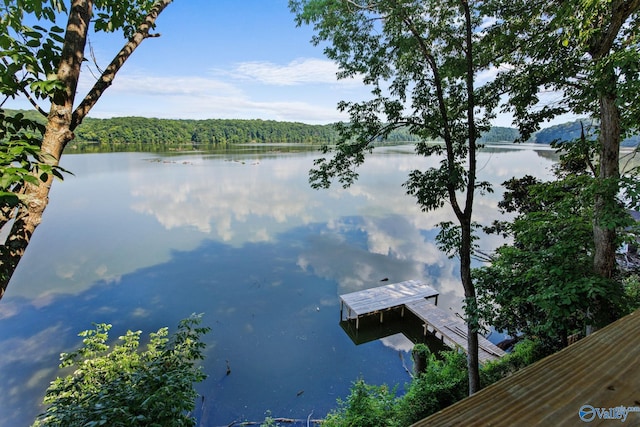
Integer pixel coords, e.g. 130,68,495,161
71,0,173,130
341,0,380,12
590,0,640,58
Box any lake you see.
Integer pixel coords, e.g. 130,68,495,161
0,144,557,426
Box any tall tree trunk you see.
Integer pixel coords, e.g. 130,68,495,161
587,0,633,280
461,0,480,394
593,88,620,279
461,221,480,394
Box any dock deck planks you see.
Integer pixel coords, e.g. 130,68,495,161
340,279,439,320
405,298,505,363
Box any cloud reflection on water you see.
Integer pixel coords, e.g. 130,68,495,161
131,159,322,241
126,145,555,311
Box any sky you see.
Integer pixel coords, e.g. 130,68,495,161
6,0,573,127
7,0,367,124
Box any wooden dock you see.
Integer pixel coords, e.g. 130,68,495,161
339,279,505,363
339,279,439,329
405,298,505,364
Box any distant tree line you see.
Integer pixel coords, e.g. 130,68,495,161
478,120,639,146
3,110,424,149
75,116,340,146
10,110,637,151
478,126,521,143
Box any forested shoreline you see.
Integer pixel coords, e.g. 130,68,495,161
72,116,523,147
5,109,419,149
6,109,638,152
76,116,343,146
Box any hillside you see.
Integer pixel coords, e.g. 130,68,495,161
6,109,637,149
532,119,639,147
2,110,421,148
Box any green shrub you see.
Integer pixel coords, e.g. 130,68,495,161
32,314,210,427
322,340,554,426
623,274,640,312
480,339,546,385
394,350,468,425
323,379,399,427
411,343,430,375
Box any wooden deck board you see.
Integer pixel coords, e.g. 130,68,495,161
412,309,640,426
405,299,506,363
340,279,439,317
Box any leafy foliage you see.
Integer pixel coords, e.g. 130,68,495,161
533,120,596,145
0,1,66,103
394,350,468,425
0,110,66,208
323,379,399,427
75,116,342,146
478,126,520,144
291,0,502,394
480,339,547,386
0,1,173,298
475,171,630,349
292,0,499,194
620,274,640,312
322,339,551,426
2,109,435,149
487,0,640,280
487,0,639,139
0,0,74,207
32,314,210,427
93,0,160,38
1,0,158,101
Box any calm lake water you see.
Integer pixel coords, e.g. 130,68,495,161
0,144,556,426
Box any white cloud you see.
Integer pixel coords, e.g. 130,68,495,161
87,81,349,123
0,325,65,368
7,56,366,124
380,334,415,352
113,75,243,97
230,58,355,86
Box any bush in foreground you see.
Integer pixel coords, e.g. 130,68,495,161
323,379,399,427
323,340,547,426
32,314,210,427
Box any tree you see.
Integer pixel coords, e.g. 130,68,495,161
322,350,469,427
475,173,628,351
476,126,640,348
32,314,210,427
0,0,173,299
488,0,640,280
290,0,499,394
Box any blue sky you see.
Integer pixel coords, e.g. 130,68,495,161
77,0,368,124
7,0,573,127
